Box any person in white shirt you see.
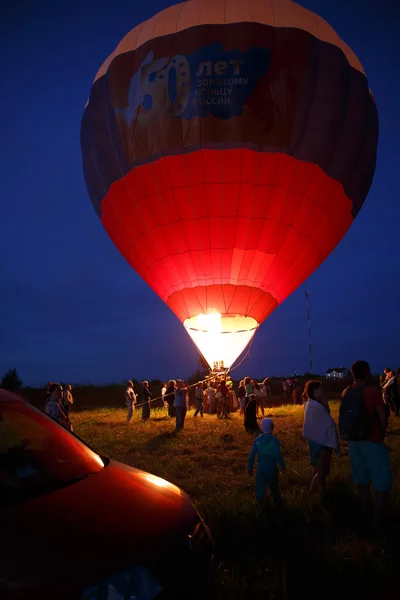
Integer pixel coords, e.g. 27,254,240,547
125,380,136,423
302,380,339,496
161,382,167,408
263,378,272,397
63,384,74,415
259,377,272,415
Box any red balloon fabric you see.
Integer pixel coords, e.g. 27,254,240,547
81,0,378,366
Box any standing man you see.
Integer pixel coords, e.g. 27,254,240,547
194,381,204,417
141,381,152,421
125,380,136,423
174,380,187,432
165,380,176,418
380,369,389,389
339,360,391,530
63,384,74,415
220,378,229,418
45,382,54,410
382,369,400,416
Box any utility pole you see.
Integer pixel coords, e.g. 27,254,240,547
305,290,313,374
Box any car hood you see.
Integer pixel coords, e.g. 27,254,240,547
1,460,199,599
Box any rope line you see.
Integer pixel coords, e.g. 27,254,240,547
229,334,255,373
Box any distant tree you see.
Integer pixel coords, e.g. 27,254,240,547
302,372,322,381
1,368,23,391
122,378,140,387
81,381,95,388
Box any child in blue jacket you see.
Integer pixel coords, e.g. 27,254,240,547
248,418,285,505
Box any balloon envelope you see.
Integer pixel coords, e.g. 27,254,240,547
81,0,378,369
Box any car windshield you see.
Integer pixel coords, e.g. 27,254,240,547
0,400,105,506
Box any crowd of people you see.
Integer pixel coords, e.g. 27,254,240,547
124,375,278,433
123,365,398,530
251,360,397,530
42,362,399,530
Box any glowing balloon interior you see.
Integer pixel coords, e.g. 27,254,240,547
184,313,258,370
81,0,378,370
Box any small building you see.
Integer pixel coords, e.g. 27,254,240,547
326,368,347,379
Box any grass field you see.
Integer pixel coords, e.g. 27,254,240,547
73,402,400,600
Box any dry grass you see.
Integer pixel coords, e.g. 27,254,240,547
72,402,400,600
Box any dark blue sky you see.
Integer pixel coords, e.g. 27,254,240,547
1,0,399,386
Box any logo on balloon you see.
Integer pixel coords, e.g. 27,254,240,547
117,43,270,126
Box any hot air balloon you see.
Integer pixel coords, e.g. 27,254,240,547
81,0,378,372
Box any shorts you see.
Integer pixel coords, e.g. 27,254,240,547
308,440,331,467
239,397,246,409
348,441,392,492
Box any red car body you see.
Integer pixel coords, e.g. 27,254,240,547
0,390,213,600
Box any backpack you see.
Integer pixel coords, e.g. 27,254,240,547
339,384,370,441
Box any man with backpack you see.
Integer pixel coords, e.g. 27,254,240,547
339,360,391,530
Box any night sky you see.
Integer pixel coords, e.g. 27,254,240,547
1,0,399,387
